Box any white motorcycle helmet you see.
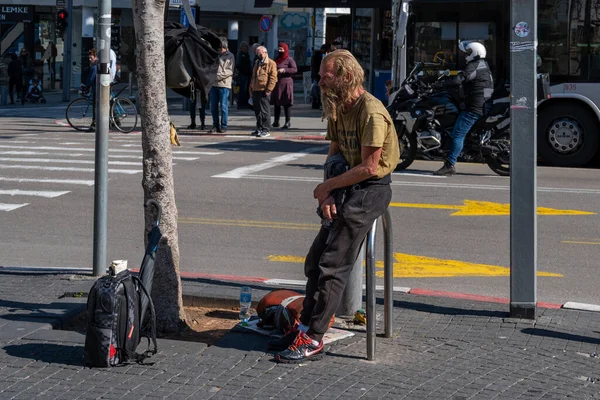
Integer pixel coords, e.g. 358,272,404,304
459,41,487,62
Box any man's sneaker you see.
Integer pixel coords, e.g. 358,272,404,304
258,130,270,138
187,123,197,129
275,332,324,363
433,162,456,176
251,130,260,136
268,330,299,351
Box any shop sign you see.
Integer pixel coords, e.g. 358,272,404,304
169,0,196,6
0,6,34,23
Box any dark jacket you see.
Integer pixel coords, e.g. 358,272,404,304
437,57,494,115
8,59,22,80
317,153,349,230
236,51,252,77
311,50,323,81
271,57,297,106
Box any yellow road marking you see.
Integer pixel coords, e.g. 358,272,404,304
267,253,563,278
389,200,595,216
561,240,600,245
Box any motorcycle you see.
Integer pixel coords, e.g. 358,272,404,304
387,63,511,176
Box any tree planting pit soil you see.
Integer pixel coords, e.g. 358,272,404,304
63,306,246,347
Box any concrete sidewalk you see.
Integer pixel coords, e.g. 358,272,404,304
0,270,599,399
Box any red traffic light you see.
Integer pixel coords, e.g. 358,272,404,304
57,10,67,20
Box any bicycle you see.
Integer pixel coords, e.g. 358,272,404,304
66,84,138,133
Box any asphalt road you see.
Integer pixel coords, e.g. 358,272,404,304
0,102,599,307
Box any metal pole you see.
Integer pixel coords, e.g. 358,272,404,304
366,219,377,361
382,210,393,338
509,0,537,318
61,0,73,102
92,0,112,276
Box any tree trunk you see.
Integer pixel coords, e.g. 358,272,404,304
132,0,186,333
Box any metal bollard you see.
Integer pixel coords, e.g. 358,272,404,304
365,209,394,361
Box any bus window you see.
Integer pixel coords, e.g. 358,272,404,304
412,22,457,70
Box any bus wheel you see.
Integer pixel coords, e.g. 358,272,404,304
538,103,599,167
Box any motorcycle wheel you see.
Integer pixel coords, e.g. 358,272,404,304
485,137,510,176
395,126,418,171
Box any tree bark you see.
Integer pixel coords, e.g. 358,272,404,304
132,0,186,333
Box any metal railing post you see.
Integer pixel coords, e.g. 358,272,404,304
365,218,377,361
365,210,394,361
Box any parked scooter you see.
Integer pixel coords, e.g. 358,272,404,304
387,63,511,176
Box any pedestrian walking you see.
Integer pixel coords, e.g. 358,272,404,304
235,41,253,109
249,46,277,137
271,50,400,363
7,53,22,105
209,37,235,133
271,43,297,129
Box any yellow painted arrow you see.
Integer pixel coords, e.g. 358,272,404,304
266,253,563,278
389,200,595,216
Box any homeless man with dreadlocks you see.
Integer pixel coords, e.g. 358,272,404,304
272,50,400,363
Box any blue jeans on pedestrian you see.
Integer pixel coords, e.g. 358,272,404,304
447,110,480,166
210,87,230,129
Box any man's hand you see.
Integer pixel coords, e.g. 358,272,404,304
265,91,271,97
313,182,332,205
320,196,337,222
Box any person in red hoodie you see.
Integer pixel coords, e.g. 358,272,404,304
270,43,297,129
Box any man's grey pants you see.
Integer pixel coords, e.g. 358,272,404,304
252,91,271,132
300,183,392,342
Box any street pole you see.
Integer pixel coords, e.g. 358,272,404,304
509,0,537,318
92,0,112,276
61,0,73,102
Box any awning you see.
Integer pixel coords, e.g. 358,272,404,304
287,0,391,6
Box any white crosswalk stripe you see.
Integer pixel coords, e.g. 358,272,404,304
0,133,223,212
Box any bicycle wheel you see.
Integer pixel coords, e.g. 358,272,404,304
66,98,94,131
111,97,138,133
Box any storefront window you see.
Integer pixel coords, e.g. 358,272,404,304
352,8,373,89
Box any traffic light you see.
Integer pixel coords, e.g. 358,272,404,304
57,10,68,34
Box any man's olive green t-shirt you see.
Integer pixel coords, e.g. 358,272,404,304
325,92,399,178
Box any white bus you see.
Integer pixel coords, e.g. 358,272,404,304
393,0,600,167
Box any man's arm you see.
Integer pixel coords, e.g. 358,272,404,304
314,145,382,204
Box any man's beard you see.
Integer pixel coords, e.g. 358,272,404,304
321,86,345,122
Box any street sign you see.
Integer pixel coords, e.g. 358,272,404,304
56,0,65,9
259,15,272,32
180,7,195,28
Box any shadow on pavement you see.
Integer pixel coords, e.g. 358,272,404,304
3,343,85,367
521,328,600,345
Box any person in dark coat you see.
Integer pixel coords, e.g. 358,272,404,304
271,43,297,129
236,41,252,109
310,43,330,109
19,48,34,106
7,53,22,105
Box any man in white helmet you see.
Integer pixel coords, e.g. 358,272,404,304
433,41,494,176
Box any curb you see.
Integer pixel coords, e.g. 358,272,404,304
1,267,598,313
172,270,594,313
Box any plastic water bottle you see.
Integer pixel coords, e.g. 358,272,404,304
239,286,252,326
